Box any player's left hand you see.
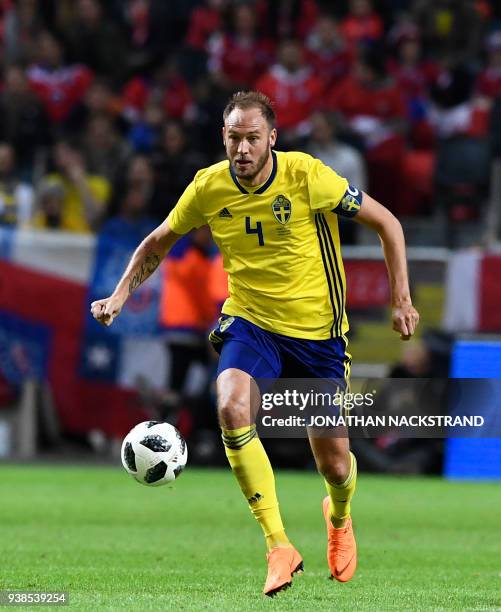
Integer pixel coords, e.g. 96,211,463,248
392,303,420,341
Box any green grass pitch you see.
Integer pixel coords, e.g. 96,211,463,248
1,465,500,611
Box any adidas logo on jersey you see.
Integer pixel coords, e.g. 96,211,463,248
219,208,233,218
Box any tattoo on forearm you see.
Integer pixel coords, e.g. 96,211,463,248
128,253,160,294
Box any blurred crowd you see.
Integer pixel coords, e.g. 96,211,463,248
1,0,501,241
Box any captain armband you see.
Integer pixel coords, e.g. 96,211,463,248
332,185,363,218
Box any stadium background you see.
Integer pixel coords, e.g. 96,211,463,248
1,0,501,474
1,2,501,610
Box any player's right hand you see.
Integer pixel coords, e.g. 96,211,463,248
90,296,123,327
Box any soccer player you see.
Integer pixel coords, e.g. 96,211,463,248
91,91,419,596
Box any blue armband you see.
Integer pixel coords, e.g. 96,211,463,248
332,185,363,218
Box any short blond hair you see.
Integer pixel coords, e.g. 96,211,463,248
223,91,276,128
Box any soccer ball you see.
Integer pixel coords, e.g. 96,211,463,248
121,421,188,486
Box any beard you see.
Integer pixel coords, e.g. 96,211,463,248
231,147,271,181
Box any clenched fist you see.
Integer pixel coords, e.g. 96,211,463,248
90,295,124,327
392,302,420,341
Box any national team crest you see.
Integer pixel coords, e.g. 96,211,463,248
219,316,235,332
271,195,292,225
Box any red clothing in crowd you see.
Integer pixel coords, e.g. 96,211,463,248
305,45,353,90
328,75,406,130
327,75,407,212
386,58,438,148
27,64,93,123
256,0,319,40
340,11,384,48
186,5,223,51
256,65,323,130
475,67,501,99
208,33,274,89
122,75,193,120
387,59,439,100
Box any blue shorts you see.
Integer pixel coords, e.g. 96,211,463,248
209,315,351,382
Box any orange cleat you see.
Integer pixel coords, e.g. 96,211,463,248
263,545,303,596
322,496,357,582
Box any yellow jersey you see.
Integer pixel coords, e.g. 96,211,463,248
32,174,111,234
167,150,362,340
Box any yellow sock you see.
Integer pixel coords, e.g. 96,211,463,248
325,451,357,528
222,425,290,550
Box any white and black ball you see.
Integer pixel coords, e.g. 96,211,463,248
121,421,188,486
